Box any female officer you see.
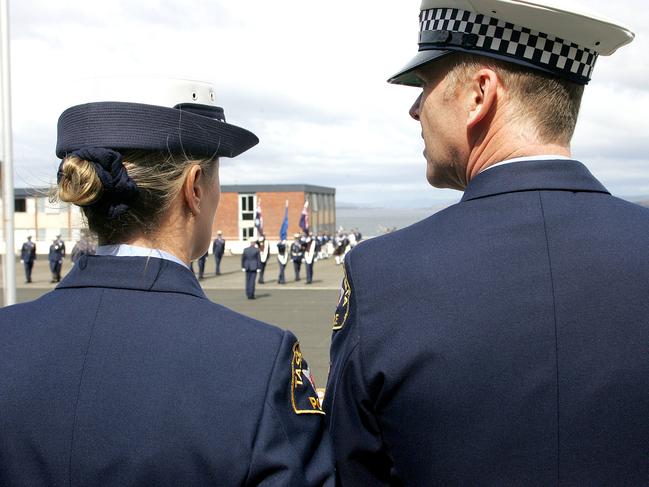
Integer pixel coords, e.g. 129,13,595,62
0,80,333,486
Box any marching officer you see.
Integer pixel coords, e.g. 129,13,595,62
48,237,65,283
276,239,288,284
212,230,225,275
241,238,261,299
290,233,304,281
55,234,66,258
20,236,36,284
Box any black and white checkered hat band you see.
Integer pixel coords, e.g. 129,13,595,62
419,8,598,83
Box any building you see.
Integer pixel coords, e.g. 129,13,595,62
216,184,336,241
2,184,336,254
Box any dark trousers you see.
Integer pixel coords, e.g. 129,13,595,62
23,261,34,282
245,271,257,298
215,255,222,275
306,262,314,284
258,262,267,284
278,263,286,284
293,260,301,281
49,260,62,282
198,259,206,279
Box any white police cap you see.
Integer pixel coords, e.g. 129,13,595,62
389,0,634,86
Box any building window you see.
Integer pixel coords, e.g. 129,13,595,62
37,228,46,241
240,194,254,220
15,198,26,212
239,193,256,240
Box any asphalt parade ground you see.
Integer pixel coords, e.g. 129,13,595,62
1,255,345,387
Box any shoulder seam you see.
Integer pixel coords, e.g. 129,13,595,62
68,288,105,487
537,191,561,485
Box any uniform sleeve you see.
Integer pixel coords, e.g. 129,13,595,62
323,259,394,486
246,330,334,487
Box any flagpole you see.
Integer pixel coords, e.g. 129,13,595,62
0,0,15,306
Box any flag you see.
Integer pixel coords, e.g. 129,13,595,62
254,199,264,236
299,200,309,234
280,200,289,241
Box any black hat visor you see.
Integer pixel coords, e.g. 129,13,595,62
388,49,452,87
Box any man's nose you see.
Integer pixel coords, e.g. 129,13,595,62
409,93,422,121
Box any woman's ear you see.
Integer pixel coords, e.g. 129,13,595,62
466,68,499,129
182,164,204,216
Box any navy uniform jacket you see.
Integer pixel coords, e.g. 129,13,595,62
324,160,649,486
290,242,304,262
0,255,333,486
241,246,261,271
49,242,64,263
21,241,36,263
212,238,225,257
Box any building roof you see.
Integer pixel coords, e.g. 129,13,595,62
220,184,335,195
15,187,49,198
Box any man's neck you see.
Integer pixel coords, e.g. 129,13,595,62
466,143,570,183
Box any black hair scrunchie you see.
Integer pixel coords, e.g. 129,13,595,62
57,147,140,219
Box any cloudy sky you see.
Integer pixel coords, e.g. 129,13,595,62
7,0,649,208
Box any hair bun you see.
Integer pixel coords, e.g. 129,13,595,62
57,156,103,206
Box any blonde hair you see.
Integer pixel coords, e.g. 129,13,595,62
435,53,584,145
56,150,217,244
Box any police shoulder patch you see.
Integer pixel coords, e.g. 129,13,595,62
291,341,325,415
332,267,351,331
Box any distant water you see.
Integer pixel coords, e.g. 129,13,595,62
336,207,442,237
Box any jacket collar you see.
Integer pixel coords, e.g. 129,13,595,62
57,255,206,299
461,159,610,202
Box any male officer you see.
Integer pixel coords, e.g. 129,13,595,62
325,1,647,485
241,238,261,299
290,233,304,281
257,236,270,284
20,236,36,283
48,237,65,283
212,230,225,275
55,234,66,258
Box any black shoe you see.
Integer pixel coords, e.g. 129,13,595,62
247,296,255,300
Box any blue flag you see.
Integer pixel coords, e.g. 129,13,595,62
280,201,289,241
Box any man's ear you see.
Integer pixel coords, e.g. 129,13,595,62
182,164,203,216
466,68,499,129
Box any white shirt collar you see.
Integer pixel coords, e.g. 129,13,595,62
96,244,189,270
480,155,571,174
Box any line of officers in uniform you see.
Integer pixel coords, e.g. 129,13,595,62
20,235,68,284
20,234,98,284
241,232,321,299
